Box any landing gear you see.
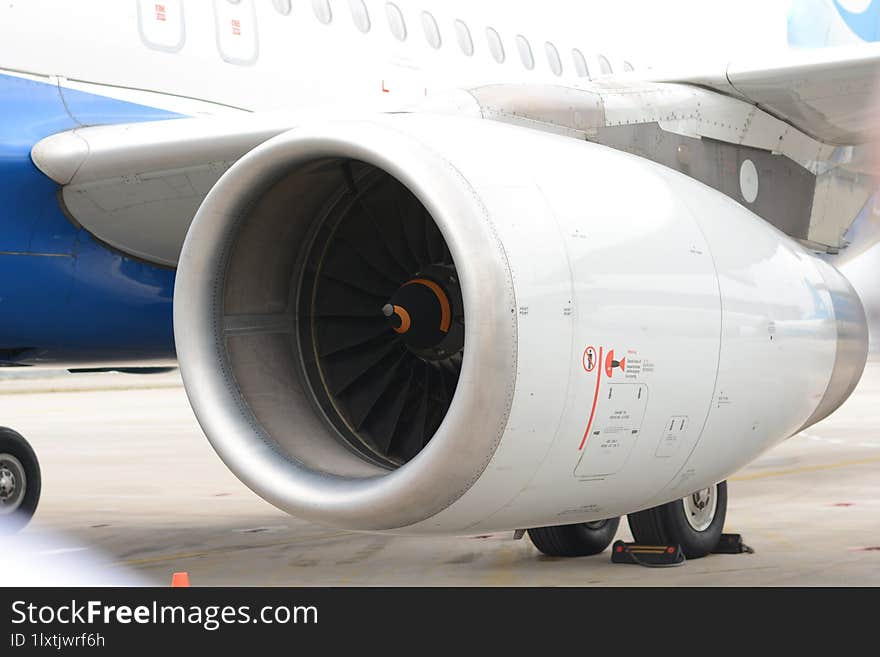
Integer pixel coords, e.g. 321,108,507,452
0,427,41,532
528,517,621,557
627,481,727,559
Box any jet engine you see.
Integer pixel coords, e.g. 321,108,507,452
174,114,867,534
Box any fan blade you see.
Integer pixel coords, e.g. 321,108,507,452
314,277,386,318
341,350,409,430
335,208,410,282
440,237,453,265
334,237,404,286
361,190,420,273
320,269,393,298
393,362,430,462
399,193,430,267
440,358,460,385
423,365,447,442
322,238,400,291
316,316,390,356
424,214,445,264
363,365,414,455
341,203,413,280
322,336,403,396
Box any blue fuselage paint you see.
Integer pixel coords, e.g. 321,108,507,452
833,0,880,42
789,0,880,47
0,73,183,366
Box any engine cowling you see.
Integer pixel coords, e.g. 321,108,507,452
174,113,867,534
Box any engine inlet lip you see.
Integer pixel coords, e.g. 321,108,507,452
173,116,518,530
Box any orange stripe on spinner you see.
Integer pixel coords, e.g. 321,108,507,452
403,278,451,333
392,305,411,334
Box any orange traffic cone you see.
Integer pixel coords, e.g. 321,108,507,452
171,572,190,587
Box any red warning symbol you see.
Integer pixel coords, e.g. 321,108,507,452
579,344,630,450
604,349,626,378
582,346,597,373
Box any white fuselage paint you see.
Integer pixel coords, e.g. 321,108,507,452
0,0,637,114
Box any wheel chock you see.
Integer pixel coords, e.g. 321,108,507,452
610,540,685,566
711,533,754,554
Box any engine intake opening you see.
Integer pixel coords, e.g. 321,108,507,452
175,117,517,530
296,164,464,467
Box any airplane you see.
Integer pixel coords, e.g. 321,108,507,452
0,0,877,560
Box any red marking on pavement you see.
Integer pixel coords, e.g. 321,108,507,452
579,346,603,450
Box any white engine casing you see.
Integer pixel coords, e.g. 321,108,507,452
174,113,867,535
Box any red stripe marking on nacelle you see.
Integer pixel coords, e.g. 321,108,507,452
579,346,603,450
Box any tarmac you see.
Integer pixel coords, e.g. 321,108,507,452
2,362,878,586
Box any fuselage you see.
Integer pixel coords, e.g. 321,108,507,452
0,0,872,366
0,0,642,367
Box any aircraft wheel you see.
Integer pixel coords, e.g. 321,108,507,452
627,481,727,559
528,517,621,557
0,427,41,532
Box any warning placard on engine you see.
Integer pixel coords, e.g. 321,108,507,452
575,383,648,479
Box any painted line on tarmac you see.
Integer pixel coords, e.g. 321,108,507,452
801,432,880,449
0,383,184,396
732,456,880,482
113,531,351,568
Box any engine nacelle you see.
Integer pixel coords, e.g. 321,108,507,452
174,114,867,534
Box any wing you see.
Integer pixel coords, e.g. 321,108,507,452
647,43,880,147
31,94,482,268
32,114,296,267
33,47,880,266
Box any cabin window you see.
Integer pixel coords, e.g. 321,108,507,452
213,0,258,66
137,0,185,53
421,11,441,49
572,48,590,78
385,3,407,41
272,0,291,15
348,0,370,33
515,35,534,70
545,41,562,76
454,19,473,56
312,0,332,25
598,54,613,75
486,27,504,63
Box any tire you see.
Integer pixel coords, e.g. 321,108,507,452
0,427,41,532
528,517,621,557
627,481,727,559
